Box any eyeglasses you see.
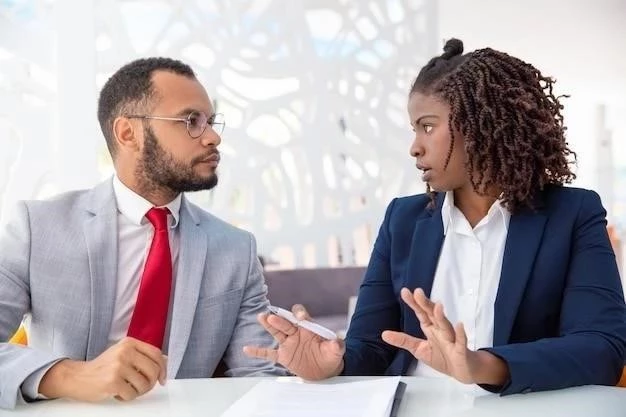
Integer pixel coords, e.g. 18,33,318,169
126,111,225,138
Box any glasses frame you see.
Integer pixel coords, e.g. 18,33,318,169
125,111,225,138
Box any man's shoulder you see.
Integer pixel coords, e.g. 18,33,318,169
20,188,92,216
183,199,252,241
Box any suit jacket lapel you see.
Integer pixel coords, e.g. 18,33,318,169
493,206,547,345
167,197,207,377
404,194,446,331
399,194,445,373
83,180,118,360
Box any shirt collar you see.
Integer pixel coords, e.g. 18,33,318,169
113,175,181,228
440,191,510,235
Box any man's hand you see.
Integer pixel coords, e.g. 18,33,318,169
382,288,509,385
39,337,167,402
243,304,344,380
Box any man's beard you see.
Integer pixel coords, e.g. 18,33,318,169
136,126,219,195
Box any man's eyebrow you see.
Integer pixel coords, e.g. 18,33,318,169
174,108,215,117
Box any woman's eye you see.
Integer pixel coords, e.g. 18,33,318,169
423,124,433,134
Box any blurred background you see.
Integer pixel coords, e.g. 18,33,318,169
1,0,625,276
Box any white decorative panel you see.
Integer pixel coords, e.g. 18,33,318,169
0,0,437,267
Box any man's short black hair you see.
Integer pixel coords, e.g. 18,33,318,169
97,57,195,158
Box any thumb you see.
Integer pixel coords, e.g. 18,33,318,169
382,330,422,354
291,304,311,320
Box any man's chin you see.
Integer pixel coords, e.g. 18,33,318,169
183,175,218,192
160,174,217,193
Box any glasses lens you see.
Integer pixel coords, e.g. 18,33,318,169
187,111,208,138
209,113,225,135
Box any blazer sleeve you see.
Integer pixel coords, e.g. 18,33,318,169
343,198,402,375
0,202,67,409
484,190,626,395
222,232,288,377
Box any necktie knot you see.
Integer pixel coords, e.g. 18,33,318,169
145,207,170,231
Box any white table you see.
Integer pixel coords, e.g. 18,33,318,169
1,377,624,417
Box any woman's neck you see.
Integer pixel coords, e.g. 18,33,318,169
453,187,499,228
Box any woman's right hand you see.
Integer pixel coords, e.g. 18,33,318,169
243,304,345,380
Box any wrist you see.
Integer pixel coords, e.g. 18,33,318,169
39,359,82,399
469,350,509,386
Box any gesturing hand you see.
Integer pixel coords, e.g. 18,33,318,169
382,288,509,385
244,305,345,380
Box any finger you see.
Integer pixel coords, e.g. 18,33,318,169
258,313,285,333
242,346,279,363
122,366,152,396
257,313,289,343
129,350,161,387
433,303,455,342
267,314,299,337
454,322,468,354
113,380,140,401
127,338,167,380
413,288,436,318
291,304,311,321
400,288,432,326
381,330,426,356
268,329,287,344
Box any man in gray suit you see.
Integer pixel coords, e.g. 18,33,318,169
0,57,283,409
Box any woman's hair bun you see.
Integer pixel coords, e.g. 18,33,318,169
441,38,464,59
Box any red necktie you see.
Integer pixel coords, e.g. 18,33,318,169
127,207,172,349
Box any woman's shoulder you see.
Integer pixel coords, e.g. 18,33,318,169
542,185,603,209
383,192,443,223
389,192,437,211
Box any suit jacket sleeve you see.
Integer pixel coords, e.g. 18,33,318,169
484,190,626,394
343,198,402,375
222,232,288,377
0,202,67,409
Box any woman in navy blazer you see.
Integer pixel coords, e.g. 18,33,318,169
246,39,626,394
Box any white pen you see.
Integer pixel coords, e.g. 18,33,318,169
267,305,338,340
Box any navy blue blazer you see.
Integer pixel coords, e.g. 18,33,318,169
343,186,626,394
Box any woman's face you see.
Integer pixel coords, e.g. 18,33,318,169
407,92,469,192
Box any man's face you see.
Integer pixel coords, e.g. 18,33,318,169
137,124,219,193
134,71,222,193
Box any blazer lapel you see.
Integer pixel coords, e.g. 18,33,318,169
404,194,446,332
167,197,207,378
493,207,547,345
83,180,119,360
399,194,445,373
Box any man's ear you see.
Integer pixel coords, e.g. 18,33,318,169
113,116,140,152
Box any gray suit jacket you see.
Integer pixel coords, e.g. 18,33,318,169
0,179,283,409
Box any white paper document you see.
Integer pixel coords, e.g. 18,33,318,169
220,377,402,417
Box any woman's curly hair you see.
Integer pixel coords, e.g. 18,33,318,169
411,38,576,213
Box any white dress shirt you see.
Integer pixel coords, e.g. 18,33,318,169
108,176,181,347
412,191,510,379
